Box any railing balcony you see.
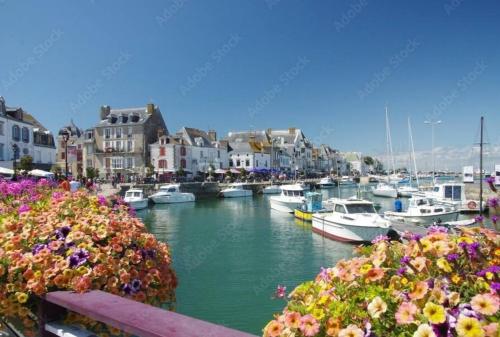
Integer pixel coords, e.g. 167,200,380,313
39,290,258,337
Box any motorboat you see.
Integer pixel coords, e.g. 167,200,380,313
150,184,195,204
262,185,281,194
312,197,392,243
294,192,324,222
384,196,459,226
372,182,398,198
124,189,149,210
318,177,335,189
220,183,253,198
416,182,486,213
339,176,355,185
269,183,306,213
397,185,419,197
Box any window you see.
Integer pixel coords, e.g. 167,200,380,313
246,159,250,167
128,127,133,137
105,128,111,139
217,150,220,158
180,146,186,156
236,159,241,167
0,144,3,160
0,122,4,135
115,141,122,152
22,128,30,143
180,158,186,169
86,159,93,168
111,157,122,169
127,140,133,152
160,138,164,145
229,160,233,167
160,147,165,156
105,158,111,168
127,157,133,168
61,151,65,160
200,150,204,158
116,128,122,138
334,205,346,214
159,159,167,169
12,125,20,141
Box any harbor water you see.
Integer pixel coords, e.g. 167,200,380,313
137,182,481,335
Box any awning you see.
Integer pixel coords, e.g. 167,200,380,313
230,169,241,174
214,169,227,174
0,167,14,175
28,169,54,178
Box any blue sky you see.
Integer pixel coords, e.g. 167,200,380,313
1,0,499,160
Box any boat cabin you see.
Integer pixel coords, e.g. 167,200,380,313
408,197,446,214
280,184,305,197
125,189,144,199
301,192,322,212
159,184,181,193
330,199,376,214
429,183,465,201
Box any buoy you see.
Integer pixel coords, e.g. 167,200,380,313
467,200,477,210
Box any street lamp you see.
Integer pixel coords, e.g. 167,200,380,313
424,119,442,183
61,129,70,177
12,144,18,174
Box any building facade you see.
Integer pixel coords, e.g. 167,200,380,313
0,97,56,170
56,121,83,177
87,104,167,181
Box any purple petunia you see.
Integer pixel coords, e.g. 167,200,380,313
97,195,107,206
131,279,142,292
474,215,484,223
68,248,89,268
492,215,498,224
490,282,500,293
371,235,389,244
18,204,31,214
400,256,411,264
32,243,47,255
488,197,499,208
397,267,407,276
446,253,459,262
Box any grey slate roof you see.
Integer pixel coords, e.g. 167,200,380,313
98,107,152,126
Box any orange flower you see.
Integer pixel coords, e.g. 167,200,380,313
365,268,385,282
409,281,429,300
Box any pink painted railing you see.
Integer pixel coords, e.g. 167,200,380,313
39,290,258,337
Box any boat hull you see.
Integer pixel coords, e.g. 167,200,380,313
318,184,335,189
150,193,195,204
221,190,253,198
262,187,281,194
384,210,459,226
294,208,313,221
125,199,149,210
270,197,304,213
312,215,390,243
372,188,398,198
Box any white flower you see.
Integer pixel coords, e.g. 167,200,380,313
367,296,387,319
413,324,436,337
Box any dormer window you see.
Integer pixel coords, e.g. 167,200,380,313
131,114,140,123
108,114,117,124
121,115,128,123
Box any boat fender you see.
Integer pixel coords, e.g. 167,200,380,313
467,201,477,210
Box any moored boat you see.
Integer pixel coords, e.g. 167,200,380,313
415,182,486,213
270,183,306,213
372,182,398,198
124,189,149,210
318,177,335,189
312,197,392,243
384,196,459,226
262,185,281,194
294,192,323,222
220,183,253,198
150,184,195,204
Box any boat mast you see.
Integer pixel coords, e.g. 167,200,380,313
385,107,396,180
408,117,420,188
479,116,484,215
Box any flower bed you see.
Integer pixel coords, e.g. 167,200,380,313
264,227,499,337
0,179,176,337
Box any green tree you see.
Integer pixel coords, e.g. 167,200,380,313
86,167,99,180
176,166,185,177
146,163,155,177
19,155,33,172
363,156,375,166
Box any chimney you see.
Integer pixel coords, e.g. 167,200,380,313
208,130,217,141
100,105,111,120
288,127,296,134
146,103,155,114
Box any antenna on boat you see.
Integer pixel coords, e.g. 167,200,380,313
479,116,484,215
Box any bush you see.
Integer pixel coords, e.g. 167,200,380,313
0,179,176,337
263,228,499,337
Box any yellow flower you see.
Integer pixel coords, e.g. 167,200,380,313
16,292,29,304
423,302,446,324
360,263,372,274
401,277,408,285
413,323,436,337
455,315,484,337
436,258,452,273
312,308,325,320
451,274,461,284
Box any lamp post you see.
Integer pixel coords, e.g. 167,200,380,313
61,129,70,177
12,144,18,174
424,119,442,183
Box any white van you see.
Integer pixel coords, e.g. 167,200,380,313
463,166,474,183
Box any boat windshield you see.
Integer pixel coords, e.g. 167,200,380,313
284,190,304,197
126,192,141,198
345,204,375,214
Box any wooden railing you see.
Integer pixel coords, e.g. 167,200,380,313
39,291,258,337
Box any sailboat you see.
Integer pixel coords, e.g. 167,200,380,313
398,118,420,197
372,107,398,198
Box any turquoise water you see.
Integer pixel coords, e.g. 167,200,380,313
136,182,480,335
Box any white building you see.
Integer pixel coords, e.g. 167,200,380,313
228,142,271,170
150,127,228,181
268,128,313,172
0,97,56,170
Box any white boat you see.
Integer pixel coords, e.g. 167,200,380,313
312,197,392,243
397,185,419,197
339,176,355,185
124,189,149,210
269,184,306,213
494,164,500,186
384,196,459,225
416,182,485,213
372,182,398,198
150,184,195,204
463,166,474,183
262,185,281,194
318,177,335,189
220,183,253,198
